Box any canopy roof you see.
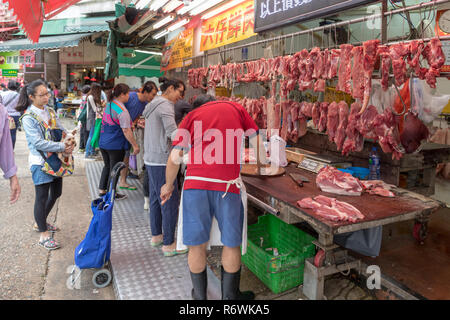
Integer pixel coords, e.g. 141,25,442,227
0,33,93,52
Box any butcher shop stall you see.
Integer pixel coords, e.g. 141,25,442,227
168,0,450,300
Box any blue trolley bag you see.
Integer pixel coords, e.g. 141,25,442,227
74,162,126,269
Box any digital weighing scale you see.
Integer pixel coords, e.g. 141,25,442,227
297,154,352,173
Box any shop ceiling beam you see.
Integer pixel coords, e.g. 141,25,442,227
201,0,450,57
125,10,157,35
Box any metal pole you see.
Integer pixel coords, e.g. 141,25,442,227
193,0,449,58
381,0,388,44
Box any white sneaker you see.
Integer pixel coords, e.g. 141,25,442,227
144,197,149,210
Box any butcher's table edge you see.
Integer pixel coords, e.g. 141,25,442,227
243,176,442,238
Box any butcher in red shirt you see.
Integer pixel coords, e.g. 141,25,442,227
160,95,266,300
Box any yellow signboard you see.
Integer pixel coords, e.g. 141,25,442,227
161,28,194,72
200,0,256,52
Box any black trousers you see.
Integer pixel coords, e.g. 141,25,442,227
99,148,126,192
79,122,88,150
34,178,63,232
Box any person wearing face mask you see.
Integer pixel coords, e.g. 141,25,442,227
142,76,186,257
118,81,158,191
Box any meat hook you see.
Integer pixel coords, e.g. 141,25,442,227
392,81,407,116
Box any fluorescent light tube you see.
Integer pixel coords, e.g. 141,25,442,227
150,0,170,11
189,0,225,16
136,0,152,9
163,0,183,13
167,18,189,32
49,49,60,52
153,29,169,39
177,0,205,15
138,24,154,37
201,0,245,20
135,49,163,55
153,15,175,29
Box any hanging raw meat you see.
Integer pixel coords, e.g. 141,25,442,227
326,101,339,142
377,45,391,91
351,46,365,100
373,108,404,160
356,104,379,140
334,101,349,151
389,42,410,87
298,49,314,91
423,37,446,69
422,38,445,88
318,102,329,132
314,79,326,92
312,102,321,129
342,101,364,155
310,47,324,79
300,101,313,118
360,39,380,114
322,49,330,79
328,48,341,79
280,100,293,141
266,81,281,138
408,40,427,80
400,112,430,153
337,44,354,94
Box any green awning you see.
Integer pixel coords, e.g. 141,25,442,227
117,47,163,78
0,33,94,52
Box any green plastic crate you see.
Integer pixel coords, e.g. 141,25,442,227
242,214,316,294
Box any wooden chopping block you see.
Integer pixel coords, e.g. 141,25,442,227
241,164,285,176
285,149,305,164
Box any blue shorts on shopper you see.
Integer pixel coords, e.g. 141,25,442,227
182,189,243,248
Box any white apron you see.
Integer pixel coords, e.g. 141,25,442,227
176,175,248,255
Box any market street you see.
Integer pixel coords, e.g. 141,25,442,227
0,118,114,300
1,0,450,303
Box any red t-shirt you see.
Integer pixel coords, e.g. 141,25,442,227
173,101,259,194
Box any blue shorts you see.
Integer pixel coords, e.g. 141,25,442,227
182,189,243,248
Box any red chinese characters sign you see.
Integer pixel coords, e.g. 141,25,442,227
200,0,255,52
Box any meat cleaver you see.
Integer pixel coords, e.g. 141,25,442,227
289,173,309,187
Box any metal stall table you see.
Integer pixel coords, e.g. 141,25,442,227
242,166,442,300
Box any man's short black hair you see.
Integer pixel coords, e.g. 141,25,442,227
192,94,216,109
7,80,20,91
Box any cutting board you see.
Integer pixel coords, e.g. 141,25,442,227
241,164,285,177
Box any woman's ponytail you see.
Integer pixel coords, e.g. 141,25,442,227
16,85,31,113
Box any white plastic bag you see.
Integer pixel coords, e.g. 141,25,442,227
411,78,450,124
268,134,288,167
370,80,397,113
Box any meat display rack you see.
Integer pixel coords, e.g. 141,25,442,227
184,0,450,69
243,165,442,300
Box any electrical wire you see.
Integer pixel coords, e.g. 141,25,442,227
389,0,419,36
